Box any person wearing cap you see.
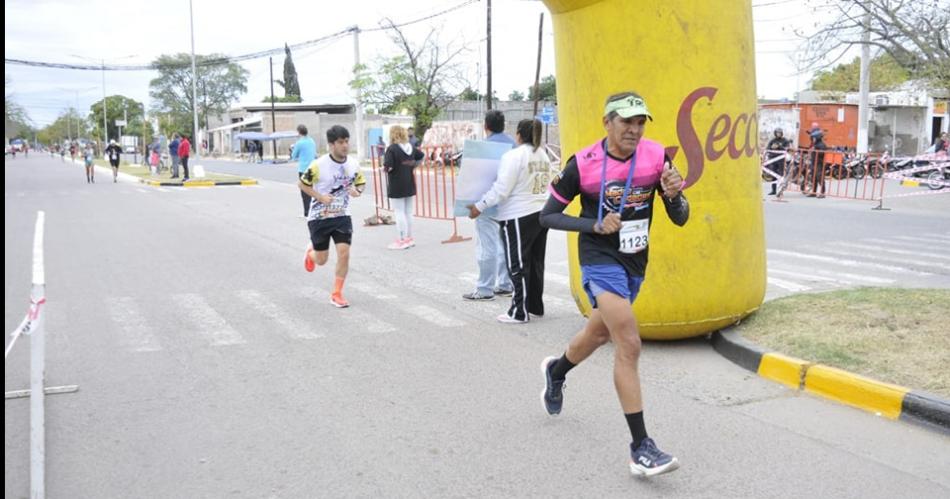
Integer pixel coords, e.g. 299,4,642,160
105,139,123,183
806,126,828,198
538,91,689,477
765,128,791,195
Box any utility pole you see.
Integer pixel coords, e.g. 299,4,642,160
486,0,493,110
532,13,544,116
857,10,871,154
270,56,277,160
189,0,200,160
352,26,364,159
101,59,107,153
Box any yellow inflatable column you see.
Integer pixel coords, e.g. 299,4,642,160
544,0,766,339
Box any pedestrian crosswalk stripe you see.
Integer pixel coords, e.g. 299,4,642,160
766,276,811,292
815,247,950,272
109,296,162,352
767,249,934,277
172,293,246,346
894,234,950,245
342,307,398,333
235,289,323,339
408,304,466,327
347,280,397,300
830,241,950,262
768,265,895,285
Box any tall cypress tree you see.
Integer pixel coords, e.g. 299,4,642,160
283,44,301,100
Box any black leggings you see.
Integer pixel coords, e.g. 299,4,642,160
810,151,826,194
181,156,190,178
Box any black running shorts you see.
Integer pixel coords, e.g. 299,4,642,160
308,216,353,251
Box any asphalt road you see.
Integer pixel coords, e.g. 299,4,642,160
5,155,949,498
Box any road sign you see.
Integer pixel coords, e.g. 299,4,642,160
114,120,127,127
539,106,556,124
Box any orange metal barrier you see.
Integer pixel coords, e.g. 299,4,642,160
370,145,470,244
763,149,887,202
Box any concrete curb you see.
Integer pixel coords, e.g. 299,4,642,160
711,328,950,434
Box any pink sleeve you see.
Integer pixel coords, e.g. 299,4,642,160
548,185,570,204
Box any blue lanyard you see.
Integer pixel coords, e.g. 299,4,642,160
596,142,638,227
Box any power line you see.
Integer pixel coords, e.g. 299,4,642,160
4,0,478,72
753,0,798,7
363,0,478,32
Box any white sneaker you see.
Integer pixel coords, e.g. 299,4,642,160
497,313,528,324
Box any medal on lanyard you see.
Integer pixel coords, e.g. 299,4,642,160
596,141,638,227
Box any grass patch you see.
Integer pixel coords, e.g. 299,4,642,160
737,288,950,398
95,160,253,184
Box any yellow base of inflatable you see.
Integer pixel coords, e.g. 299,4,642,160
545,0,766,339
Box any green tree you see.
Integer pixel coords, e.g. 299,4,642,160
509,90,525,101
37,108,89,145
5,76,34,140
458,86,480,101
148,53,249,137
275,43,302,100
801,0,949,91
528,75,557,102
88,95,149,143
810,54,911,92
350,20,466,138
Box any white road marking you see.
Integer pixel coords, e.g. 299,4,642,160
894,234,950,245
766,277,811,292
816,248,950,272
767,249,934,276
172,293,246,346
408,304,466,327
768,265,895,285
830,241,950,262
108,297,162,352
235,289,323,339
347,280,397,300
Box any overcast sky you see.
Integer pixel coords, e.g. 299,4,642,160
6,0,854,128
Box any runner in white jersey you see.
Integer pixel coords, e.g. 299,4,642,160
298,125,366,308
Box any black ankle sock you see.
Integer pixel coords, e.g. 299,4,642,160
626,411,648,448
550,353,576,381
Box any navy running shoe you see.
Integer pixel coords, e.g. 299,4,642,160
629,438,680,477
540,356,565,415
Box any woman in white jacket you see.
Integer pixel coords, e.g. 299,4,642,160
467,119,558,323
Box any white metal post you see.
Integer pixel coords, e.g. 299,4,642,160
857,11,870,153
352,26,363,159
29,211,47,499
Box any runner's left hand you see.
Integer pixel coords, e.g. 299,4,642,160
348,187,362,198
661,161,684,198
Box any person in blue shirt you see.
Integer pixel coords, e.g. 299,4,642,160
462,110,516,301
169,134,181,178
291,124,318,217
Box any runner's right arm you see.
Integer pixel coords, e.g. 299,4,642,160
539,157,599,233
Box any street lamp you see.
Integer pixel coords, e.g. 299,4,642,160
69,54,136,151
54,86,98,142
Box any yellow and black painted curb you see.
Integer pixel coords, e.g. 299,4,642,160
711,328,949,434
140,179,258,188
900,179,921,187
